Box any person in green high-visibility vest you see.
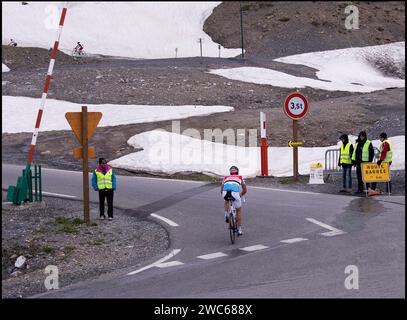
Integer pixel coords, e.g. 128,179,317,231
92,158,117,221
351,131,374,194
338,134,354,193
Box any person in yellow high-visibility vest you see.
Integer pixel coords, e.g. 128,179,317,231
369,132,393,196
92,158,116,220
338,134,354,193
351,131,374,194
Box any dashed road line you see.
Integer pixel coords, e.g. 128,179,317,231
128,248,181,275
239,244,269,252
150,213,179,227
197,252,228,260
306,218,346,237
156,261,184,268
280,237,308,244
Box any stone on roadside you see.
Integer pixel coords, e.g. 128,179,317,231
15,256,26,268
11,270,23,277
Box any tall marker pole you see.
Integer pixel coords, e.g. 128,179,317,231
27,5,68,165
292,120,299,181
260,112,268,176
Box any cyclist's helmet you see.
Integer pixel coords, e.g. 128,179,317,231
229,166,239,175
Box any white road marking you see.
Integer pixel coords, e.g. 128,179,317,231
197,252,228,260
306,218,346,237
156,261,184,268
239,244,269,252
128,248,181,275
42,191,77,199
280,237,308,244
150,213,179,227
250,186,323,195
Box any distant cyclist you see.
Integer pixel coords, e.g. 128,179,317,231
8,39,17,47
221,166,247,236
74,41,84,55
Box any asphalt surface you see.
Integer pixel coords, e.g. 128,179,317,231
2,163,405,298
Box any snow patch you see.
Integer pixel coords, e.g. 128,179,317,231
2,2,241,59
2,63,10,72
209,42,405,92
110,131,405,177
2,96,234,133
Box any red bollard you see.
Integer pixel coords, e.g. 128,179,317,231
261,137,268,176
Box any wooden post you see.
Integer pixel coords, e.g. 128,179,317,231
293,120,299,181
82,106,90,224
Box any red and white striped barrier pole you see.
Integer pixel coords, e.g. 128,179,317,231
26,5,68,165
260,112,268,176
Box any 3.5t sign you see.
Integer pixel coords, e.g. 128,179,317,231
284,92,309,120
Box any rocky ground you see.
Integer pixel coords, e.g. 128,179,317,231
204,1,405,59
1,194,169,298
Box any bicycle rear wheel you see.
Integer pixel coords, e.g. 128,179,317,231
229,211,236,244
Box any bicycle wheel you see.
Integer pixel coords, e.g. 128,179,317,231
229,210,236,244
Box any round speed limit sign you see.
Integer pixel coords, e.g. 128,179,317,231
284,92,309,120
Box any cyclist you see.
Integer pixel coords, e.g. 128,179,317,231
74,41,84,55
221,166,247,236
8,39,17,47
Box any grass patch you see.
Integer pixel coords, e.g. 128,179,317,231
60,225,79,234
42,245,54,254
72,218,83,225
54,217,82,233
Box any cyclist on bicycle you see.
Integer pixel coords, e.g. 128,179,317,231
8,39,17,47
221,165,247,236
74,41,84,55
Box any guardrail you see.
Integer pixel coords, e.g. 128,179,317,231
324,147,380,182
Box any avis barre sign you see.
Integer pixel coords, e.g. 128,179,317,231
361,163,391,182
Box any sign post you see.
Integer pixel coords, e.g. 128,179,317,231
65,108,102,224
284,92,309,181
82,107,90,224
260,112,268,176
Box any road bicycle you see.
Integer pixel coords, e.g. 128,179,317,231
224,191,238,244
71,47,87,57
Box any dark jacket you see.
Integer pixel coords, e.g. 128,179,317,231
353,138,374,164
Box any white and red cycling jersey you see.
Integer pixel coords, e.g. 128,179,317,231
223,175,245,192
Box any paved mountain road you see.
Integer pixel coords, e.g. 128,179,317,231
2,163,404,298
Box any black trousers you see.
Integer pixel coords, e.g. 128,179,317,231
98,189,114,218
356,163,370,192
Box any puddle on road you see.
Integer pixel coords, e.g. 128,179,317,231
334,198,388,233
